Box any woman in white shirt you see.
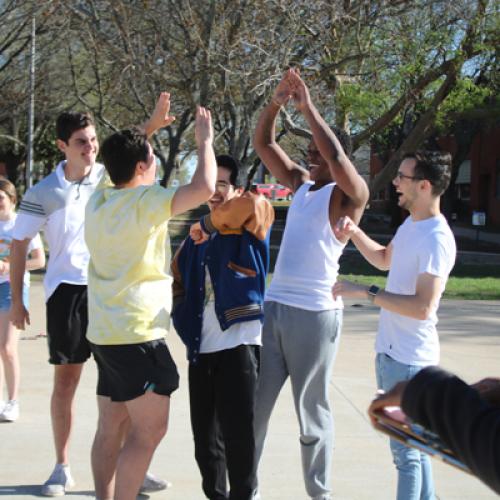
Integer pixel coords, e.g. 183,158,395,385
0,179,45,422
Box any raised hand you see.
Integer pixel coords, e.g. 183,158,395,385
288,68,312,113
151,92,176,128
271,69,294,107
195,106,214,147
144,92,176,137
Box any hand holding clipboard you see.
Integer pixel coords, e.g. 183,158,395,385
368,382,469,473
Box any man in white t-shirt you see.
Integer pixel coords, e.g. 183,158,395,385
9,95,174,497
333,150,457,500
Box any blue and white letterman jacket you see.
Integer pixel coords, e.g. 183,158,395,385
171,192,274,363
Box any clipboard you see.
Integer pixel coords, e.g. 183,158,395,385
369,406,470,474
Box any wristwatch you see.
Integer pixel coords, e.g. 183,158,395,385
367,284,380,302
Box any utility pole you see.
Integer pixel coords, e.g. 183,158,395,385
26,14,36,189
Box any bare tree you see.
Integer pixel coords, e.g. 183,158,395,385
0,0,496,194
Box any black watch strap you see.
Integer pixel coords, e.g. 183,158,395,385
367,284,380,302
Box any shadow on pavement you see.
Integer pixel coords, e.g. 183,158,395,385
0,486,95,497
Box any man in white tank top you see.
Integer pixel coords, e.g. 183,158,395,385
333,151,456,500
253,69,369,500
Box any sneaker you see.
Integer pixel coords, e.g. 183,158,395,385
0,400,5,413
0,400,19,422
41,464,75,497
139,472,172,494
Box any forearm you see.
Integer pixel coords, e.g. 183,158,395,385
402,367,500,495
192,141,217,194
141,112,163,138
375,271,442,320
350,229,390,271
302,103,368,204
141,120,156,139
373,290,433,320
253,103,306,191
302,103,346,163
9,240,29,303
254,102,280,151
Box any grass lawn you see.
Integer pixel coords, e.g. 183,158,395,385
338,261,500,300
266,259,500,300
339,273,500,300
271,200,291,207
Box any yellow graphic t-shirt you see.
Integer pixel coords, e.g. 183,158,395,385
85,183,176,345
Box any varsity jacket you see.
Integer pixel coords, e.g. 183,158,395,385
171,192,274,363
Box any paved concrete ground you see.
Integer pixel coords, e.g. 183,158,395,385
0,282,498,499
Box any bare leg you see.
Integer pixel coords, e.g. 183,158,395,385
114,391,170,500
0,312,19,401
91,396,129,500
118,417,170,493
51,364,84,464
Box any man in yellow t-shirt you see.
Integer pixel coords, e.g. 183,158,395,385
84,102,216,500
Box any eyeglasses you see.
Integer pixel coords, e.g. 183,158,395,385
395,171,424,182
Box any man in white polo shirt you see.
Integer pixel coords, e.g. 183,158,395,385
333,150,456,500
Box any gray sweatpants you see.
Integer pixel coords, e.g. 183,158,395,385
254,301,342,499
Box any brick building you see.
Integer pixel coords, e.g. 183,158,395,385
369,125,500,228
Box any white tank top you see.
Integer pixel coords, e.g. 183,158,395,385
266,181,345,311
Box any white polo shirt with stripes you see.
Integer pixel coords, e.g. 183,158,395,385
13,161,105,301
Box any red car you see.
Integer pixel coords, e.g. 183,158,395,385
253,183,292,200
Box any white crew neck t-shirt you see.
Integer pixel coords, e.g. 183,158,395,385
376,214,456,366
199,265,261,354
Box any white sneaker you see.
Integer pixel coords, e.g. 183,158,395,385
0,400,19,422
41,464,75,497
139,472,172,493
0,400,5,413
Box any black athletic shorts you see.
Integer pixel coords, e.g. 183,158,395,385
46,283,91,365
90,338,180,402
